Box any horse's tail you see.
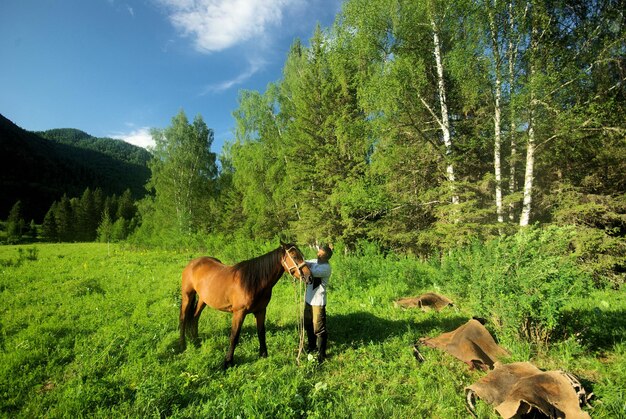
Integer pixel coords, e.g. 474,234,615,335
179,268,198,350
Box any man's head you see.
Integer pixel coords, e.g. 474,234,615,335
317,244,333,262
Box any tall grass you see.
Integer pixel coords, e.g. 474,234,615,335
0,233,623,417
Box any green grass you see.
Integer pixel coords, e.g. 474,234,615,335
0,243,624,417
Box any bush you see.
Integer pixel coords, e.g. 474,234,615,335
551,191,626,288
438,226,592,343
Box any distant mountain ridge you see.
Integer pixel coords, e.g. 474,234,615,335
0,114,152,222
37,128,151,167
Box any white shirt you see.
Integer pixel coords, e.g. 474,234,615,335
304,259,332,306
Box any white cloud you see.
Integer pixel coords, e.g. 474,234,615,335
157,0,300,53
201,58,266,94
110,127,155,149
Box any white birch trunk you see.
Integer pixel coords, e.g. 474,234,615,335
508,119,518,221
494,79,504,223
507,0,520,221
520,121,535,226
520,4,537,227
431,17,459,205
489,4,504,223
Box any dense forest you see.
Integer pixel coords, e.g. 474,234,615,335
0,114,150,222
2,0,625,286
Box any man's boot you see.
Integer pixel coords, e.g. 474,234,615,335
317,333,327,362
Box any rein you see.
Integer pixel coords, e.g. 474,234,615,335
283,248,306,366
292,272,306,365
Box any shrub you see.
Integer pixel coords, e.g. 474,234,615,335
439,226,592,343
551,190,626,288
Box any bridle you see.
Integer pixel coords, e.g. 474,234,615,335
282,246,308,281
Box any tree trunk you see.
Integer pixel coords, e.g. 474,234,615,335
431,16,458,205
520,2,537,227
489,5,504,223
508,1,517,221
520,121,535,226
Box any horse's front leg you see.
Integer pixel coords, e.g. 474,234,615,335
224,310,246,369
254,308,268,358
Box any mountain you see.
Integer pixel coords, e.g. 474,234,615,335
0,114,152,222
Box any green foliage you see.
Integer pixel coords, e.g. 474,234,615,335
438,226,593,343
5,201,25,244
0,246,38,267
550,189,626,288
38,128,151,167
137,110,218,243
29,188,138,244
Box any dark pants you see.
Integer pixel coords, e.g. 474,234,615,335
304,303,327,359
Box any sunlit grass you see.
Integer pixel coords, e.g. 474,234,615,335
0,243,623,417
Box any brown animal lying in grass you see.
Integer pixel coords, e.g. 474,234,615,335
394,292,454,312
415,318,509,370
466,362,592,418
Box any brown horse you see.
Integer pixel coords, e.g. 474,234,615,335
179,241,312,368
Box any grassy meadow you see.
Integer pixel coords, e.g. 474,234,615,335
0,242,624,418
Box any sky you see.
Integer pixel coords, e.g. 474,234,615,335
0,0,343,153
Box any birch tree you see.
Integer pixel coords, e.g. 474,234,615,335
146,110,217,235
519,0,542,227
487,0,505,223
429,4,459,205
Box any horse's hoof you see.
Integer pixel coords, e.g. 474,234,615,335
259,351,268,358
223,360,233,370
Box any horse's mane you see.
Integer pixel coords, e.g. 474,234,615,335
234,246,285,294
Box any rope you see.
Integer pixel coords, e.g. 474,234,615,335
294,276,306,365
286,270,306,366
282,250,307,365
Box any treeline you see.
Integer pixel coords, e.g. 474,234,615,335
135,0,625,257
3,188,138,244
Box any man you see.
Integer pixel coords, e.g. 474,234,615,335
304,244,333,362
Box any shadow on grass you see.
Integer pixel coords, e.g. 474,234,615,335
329,311,412,348
561,308,626,351
177,311,479,367
327,311,469,348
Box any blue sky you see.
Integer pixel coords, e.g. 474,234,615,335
0,0,343,152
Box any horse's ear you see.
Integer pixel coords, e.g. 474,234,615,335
279,239,286,247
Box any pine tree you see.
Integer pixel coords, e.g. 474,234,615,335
42,205,58,242
77,188,98,241
6,201,25,244
55,194,75,242
97,208,114,243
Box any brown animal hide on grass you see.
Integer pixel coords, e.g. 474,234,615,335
394,292,454,311
466,362,591,418
418,319,509,370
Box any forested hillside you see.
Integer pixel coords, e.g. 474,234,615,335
0,114,151,222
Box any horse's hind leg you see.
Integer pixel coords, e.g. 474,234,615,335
191,301,206,342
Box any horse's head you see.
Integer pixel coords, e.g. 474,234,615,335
280,241,312,283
